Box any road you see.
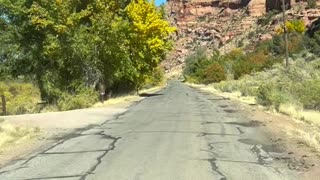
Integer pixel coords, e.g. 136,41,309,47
0,81,297,180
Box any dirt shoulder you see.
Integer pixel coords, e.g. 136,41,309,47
0,86,164,168
189,83,320,180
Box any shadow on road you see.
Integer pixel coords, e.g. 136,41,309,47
139,93,163,97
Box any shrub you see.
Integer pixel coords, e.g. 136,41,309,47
286,20,306,34
288,34,305,55
58,87,98,111
223,49,246,62
214,58,320,112
232,60,253,80
307,0,317,8
297,79,320,110
144,67,165,88
183,47,207,78
269,33,305,56
256,83,288,111
0,82,41,115
201,62,226,84
304,32,320,56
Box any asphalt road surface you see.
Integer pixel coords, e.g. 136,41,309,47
0,81,297,180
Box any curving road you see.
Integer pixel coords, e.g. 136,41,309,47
0,81,297,180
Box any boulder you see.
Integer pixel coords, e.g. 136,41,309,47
248,0,265,16
306,17,320,37
259,33,273,41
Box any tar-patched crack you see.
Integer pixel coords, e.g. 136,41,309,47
207,158,227,180
236,127,245,134
80,133,121,180
251,145,273,165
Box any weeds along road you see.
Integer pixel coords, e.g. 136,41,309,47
0,81,297,180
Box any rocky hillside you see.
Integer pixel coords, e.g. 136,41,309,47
163,0,320,78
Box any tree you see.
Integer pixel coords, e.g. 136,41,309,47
126,0,175,93
0,0,174,103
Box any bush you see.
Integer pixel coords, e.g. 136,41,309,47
0,82,41,115
232,59,254,80
256,84,288,111
305,32,320,56
58,87,98,111
307,0,317,8
183,47,207,78
214,58,320,112
286,20,306,34
268,33,305,56
144,67,165,88
200,62,226,84
296,79,320,110
183,46,283,83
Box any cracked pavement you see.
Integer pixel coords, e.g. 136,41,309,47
0,81,298,180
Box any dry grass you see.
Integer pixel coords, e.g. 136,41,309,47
287,127,320,153
0,119,40,152
187,83,257,105
279,103,320,127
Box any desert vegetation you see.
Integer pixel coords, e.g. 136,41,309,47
184,18,320,124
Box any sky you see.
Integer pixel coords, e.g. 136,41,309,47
155,0,166,6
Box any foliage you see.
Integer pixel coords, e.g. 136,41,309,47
214,59,320,111
298,79,320,110
0,82,41,115
0,0,174,108
305,31,320,56
183,47,207,78
264,33,305,57
307,0,317,8
126,0,176,91
286,20,306,34
183,46,282,83
57,86,98,111
183,48,219,83
144,67,165,87
201,62,226,84
276,20,306,34
272,20,306,57
256,83,288,111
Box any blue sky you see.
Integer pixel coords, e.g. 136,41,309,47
155,0,166,6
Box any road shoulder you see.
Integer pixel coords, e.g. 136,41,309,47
188,83,320,180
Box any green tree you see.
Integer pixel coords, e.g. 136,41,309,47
0,0,174,103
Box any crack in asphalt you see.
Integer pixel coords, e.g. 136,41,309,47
207,157,227,180
198,132,238,137
40,150,107,155
0,109,126,179
80,134,121,180
25,174,83,180
236,127,245,134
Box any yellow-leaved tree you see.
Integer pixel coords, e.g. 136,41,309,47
276,20,306,34
126,0,176,93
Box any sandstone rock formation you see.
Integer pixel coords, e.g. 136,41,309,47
163,0,320,77
248,0,266,16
